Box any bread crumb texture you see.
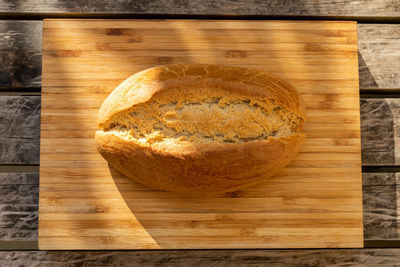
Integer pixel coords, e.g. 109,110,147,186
101,88,304,145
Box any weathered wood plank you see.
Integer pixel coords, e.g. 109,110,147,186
0,96,40,164
2,249,400,265
363,173,398,241
360,98,395,165
361,98,400,166
1,0,400,17
0,173,38,241
0,21,42,89
358,24,400,89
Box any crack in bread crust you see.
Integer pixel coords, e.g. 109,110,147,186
102,95,303,144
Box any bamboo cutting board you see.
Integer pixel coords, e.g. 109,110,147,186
40,19,363,249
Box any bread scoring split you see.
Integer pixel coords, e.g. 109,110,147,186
101,93,303,145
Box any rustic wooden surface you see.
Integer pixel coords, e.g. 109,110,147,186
0,173,38,241
1,0,400,18
1,1,400,262
0,21,42,89
0,20,398,250
361,98,395,165
3,249,400,266
39,19,363,250
358,24,400,89
361,98,400,166
0,96,40,164
363,173,399,241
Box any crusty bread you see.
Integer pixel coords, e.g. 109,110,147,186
95,64,306,194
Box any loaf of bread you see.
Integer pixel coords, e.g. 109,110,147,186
95,64,306,194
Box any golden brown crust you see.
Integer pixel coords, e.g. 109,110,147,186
96,64,306,193
95,131,305,194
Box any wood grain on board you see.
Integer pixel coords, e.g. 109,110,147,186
40,19,362,249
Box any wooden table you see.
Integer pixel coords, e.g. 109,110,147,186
1,1,400,264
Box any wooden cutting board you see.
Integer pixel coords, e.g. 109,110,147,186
40,19,363,249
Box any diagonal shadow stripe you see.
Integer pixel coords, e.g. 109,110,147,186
359,51,378,89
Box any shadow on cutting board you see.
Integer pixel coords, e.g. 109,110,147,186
108,164,258,249
102,20,363,249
